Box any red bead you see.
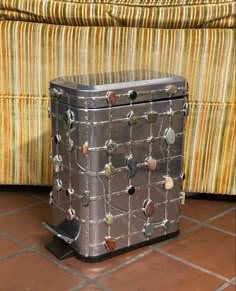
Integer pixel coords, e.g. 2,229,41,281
107,91,117,105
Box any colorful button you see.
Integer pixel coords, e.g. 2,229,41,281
162,219,171,230
145,111,158,123
164,176,174,190
106,91,117,105
164,128,176,145
180,191,186,205
143,199,155,217
127,185,135,195
63,110,75,129
165,84,178,95
105,213,114,225
66,208,75,221
146,157,157,171
66,188,74,197
183,102,189,116
65,138,74,152
128,90,137,100
180,172,185,181
54,179,63,191
143,223,154,237
54,134,61,144
52,155,63,172
49,191,53,206
82,142,89,156
105,140,118,154
127,111,138,126
126,156,138,178
104,237,116,252
82,191,90,207
104,163,115,178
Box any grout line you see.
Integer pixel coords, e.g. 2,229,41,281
70,282,112,291
202,224,236,237
93,248,153,281
215,282,232,291
0,200,46,217
30,193,49,203
155,248,231,283
33,249,92,283
30,238,53,250
0,231,30,248
181,213,236,237
204,207,236,223
0,249,28,263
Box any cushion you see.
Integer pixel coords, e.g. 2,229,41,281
0,0,235,28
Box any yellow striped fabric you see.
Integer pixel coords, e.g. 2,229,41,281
0,21,235,193
0,0,235,28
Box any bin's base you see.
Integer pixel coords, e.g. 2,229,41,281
45,230,179,263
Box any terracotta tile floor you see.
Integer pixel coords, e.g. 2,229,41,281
0,187,235,291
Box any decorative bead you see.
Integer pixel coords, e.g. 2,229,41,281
104,163,115,178
183,102,189,116
54,134,61,144
128,90,137,100
105,213,114,225
50,87,64,98
63,110,75,129
162,219,171,230
127,111,138,126
49,191,53,207
164,128,176,145
127,185,135,195
105,140,118,154
143,199,155,217
54,179,63,191
66,138,74,152
106,91,117,105
143,223,154,237
104,237,116,252
145,111,158,123
66,188,74,197
180,191,186,205
164,176,174,190
52,155,63,172
180,172,185,181
165,84,178,95
66,208,75,221
82,142,89,156
146,157,157,171
82,191,90,207
126,156,138,178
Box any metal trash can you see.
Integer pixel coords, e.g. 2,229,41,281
43,70,188,262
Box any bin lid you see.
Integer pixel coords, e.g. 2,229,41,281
50,70,187,109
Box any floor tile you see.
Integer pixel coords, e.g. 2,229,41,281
99,251,224,291
0,192,40,214
0,235,24,258
0,203,52,246
0,252,83,291
182,198,236,222
37,243,149,280
208,209,236,234
180,217,200,233
161,226,236,278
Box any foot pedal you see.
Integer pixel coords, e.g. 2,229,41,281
42,219,80,244
45,237,75,260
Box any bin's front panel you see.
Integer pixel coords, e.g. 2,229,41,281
50,93,186,258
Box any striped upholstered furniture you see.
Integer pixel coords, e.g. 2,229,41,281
0,0,235,195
